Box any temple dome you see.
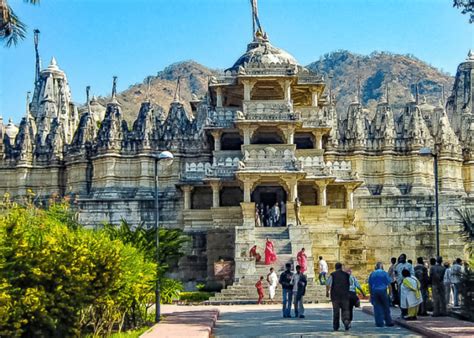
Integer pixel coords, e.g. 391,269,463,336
227,40,300,72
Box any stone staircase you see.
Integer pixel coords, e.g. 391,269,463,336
207,227,328,304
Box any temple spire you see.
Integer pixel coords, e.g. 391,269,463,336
356,61,361,104
34,29,41,85
173,77,181,103
146,77,152,102
110,76,120,105
250,0,266,41
86,86,91,111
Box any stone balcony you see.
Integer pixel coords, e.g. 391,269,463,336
242,100,296,121
208,107,240,128
183,160,237,181
241,144,300,171
296,106,334,128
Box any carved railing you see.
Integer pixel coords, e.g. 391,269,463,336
213,150,242,167
297,74,324,84
326,160,353,180
242,100,298,121
211,76,236,86
297,154,327,176
241,144,300,171
183,160,236,180
207,166,235,178
239,65,297,76
208,107,240,128
296,107,334,128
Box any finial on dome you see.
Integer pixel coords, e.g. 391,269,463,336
109,76,120,105
47,57,59,71
467,49,474,61
146,77,152,102
86,86,91,111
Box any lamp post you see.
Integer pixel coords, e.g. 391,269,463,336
419,147,439,257
154,150,174,323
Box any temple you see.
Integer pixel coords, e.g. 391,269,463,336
1,4,473,301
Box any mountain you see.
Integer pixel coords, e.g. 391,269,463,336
98,51,454,123
307,50,454,117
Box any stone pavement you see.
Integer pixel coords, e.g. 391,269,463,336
213,303,419,337
362,305,474,338
141,306,219,338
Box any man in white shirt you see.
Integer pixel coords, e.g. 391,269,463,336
451,258,463,307
319,256,329,285
267,267,278,302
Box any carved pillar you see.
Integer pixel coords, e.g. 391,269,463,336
287,178,298,201
181,185,194,210
345,185,354,209
285,125,295,145
242,125,257,145
243,80,255,101
216,87,223,108
315,181,327,206
283,80,292,102
209,180,221,208
311,89,319,107
313,131,323,149
210,130,222,151
243,180,253,202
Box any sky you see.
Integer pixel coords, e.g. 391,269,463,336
1,0,473,123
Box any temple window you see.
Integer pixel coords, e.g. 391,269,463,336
297,184,317,205
221,132,243,151
220,187,243,206
251,127,285,144
191,187,213,209
294,132,315,149
326,185,346,209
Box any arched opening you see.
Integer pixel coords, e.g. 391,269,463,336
297,183,317,205
221,132,243,151
294,132,315,149
252,184,287,227
220,187,243,206
251,127,285,144
251,80,284,101
191,187,212,209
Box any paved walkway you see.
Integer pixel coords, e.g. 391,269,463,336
213,303,419,337
363,305,474,338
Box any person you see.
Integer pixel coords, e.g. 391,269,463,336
319,256,328,285
267,267,278,302
400,269,422,320
408,259,413,265
443,262,452,306
279,263,294,318
265,205,271,227
368,262,394,327
451,258,463,307
291,265,307,318
297,248,307,273
264,237,277,265
388,257,398,306
347,268,365,322
414,257,429,316
259,203,265,227
249,245,261,262
294,198,302,226
395,254,414,317
271,203,280,227
429,256,447,316
255,276,265,304
326,262,351,331
280,201,286,227
255,207,262,227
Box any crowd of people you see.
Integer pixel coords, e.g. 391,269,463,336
252,252,467,332
255,201,286,227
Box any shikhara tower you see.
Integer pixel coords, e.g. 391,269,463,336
0,1,472,299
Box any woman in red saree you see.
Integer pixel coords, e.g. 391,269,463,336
264,238,277,265
297,247,307,273
249,245,261,262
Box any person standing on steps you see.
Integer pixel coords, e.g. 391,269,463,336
291,265,307,318
326,262,351,331
264,237,277,265
294,198,302,226
267,267,278,303
279,263,294,318
414,257,429,316
319,256,328,285
255,276,265,304
430,256,447,317
297,248,307,274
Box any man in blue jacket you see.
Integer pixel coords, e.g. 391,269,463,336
368,262,394,327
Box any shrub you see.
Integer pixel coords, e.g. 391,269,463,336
0,201,155,336
179,291,214,303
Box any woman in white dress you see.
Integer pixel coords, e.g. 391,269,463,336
267,267,278,302
400,269,422,320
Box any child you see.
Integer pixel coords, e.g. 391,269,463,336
255,276,265,304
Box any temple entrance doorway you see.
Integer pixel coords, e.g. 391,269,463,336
251,185,287,227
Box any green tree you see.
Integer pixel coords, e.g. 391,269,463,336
1,0,39,46
453,0,474,23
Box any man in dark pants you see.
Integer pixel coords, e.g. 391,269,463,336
279,263,294,318
430,256,447,316
326,262,351,331
387,257,398,306
414,257,429,316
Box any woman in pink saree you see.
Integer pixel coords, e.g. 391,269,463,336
297,248,307,273
264,237,277,265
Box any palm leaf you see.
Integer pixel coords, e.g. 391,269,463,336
455,208,474,254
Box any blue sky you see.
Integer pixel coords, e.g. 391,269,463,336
1,0,472,123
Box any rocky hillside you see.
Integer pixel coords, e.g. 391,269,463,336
99,51,454,123
307,50,454,117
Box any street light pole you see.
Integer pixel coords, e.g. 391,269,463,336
154,151,174,323
420,147,440,257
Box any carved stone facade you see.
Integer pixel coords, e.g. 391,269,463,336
1,29,472,293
